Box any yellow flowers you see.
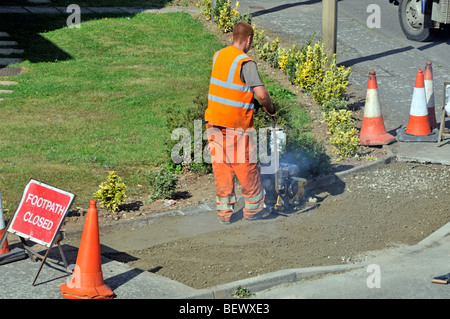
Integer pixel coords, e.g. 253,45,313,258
329,128,359,161
197,0,213,20
255,35,280,67
197,0,250,32
294,41,351,105
217,0,240,32
1,199,9,216
323,109,354,135
233,1,240,17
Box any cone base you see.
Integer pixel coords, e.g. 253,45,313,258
359,117,396,146
60,282,114,299
396,127,439,142
405,115,431,136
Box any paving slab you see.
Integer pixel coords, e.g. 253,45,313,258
0,41,18,47
0,48,24,55
0,58,23,66
0,81,18,86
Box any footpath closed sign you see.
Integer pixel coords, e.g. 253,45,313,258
8,179,75,247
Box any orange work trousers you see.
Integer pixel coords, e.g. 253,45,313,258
206,123,265,222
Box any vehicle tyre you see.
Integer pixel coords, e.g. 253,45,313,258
398,0,434,41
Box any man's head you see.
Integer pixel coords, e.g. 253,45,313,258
232,22,253,53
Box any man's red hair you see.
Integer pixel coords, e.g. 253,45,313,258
232,22,254,44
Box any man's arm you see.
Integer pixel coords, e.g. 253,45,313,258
240,61,275,116
253,85,275,115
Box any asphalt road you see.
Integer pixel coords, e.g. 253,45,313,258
237,0,450,131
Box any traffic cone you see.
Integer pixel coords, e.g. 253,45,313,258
60,200,114,299
405,69,431,136
359,71,395,146
0,191,10,255
424,61,437,128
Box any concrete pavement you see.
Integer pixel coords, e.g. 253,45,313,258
253,222,450,299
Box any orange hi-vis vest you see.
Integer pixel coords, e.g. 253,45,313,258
205,46,255,130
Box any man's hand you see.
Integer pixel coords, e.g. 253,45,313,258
253,85,275,116
262,105,276,117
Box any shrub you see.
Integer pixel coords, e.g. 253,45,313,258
323,109,359,160
252,28,268,59
212,0,251,32
94,171,127,213
329,128,359,160
198,0,250,31
313,57,351,105
196,0,213,20
148,167,178,200
280,34,314,83
322,109,354,135
215,0,239,32
283,46,303,84
165,92,212,174
321,97,348,113
294,41,351,105
265,37,281,68
294,42,328,92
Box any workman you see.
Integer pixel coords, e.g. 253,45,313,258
205,22,275,224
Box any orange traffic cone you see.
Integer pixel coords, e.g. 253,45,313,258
60,200,114,299
424,61,437,128
405,69,431,136
0,192,10,255
359,71,395,146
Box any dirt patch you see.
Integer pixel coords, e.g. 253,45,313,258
62,160,450,289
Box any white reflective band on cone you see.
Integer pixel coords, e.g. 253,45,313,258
410,87,428,117
364,89,382,117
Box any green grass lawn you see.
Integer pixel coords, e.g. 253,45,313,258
0,12,223,213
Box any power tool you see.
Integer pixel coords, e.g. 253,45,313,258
262,117,307,212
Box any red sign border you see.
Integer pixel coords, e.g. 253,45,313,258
7,179,75,247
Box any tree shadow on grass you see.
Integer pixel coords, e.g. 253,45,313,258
0,12,136,65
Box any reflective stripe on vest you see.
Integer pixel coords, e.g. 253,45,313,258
205,46,255,130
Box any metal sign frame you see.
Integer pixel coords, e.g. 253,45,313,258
437,81,450,147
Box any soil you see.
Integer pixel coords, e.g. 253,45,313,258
62,160,450,290
60,10,450,290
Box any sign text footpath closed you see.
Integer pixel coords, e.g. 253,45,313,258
8,180,75,247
